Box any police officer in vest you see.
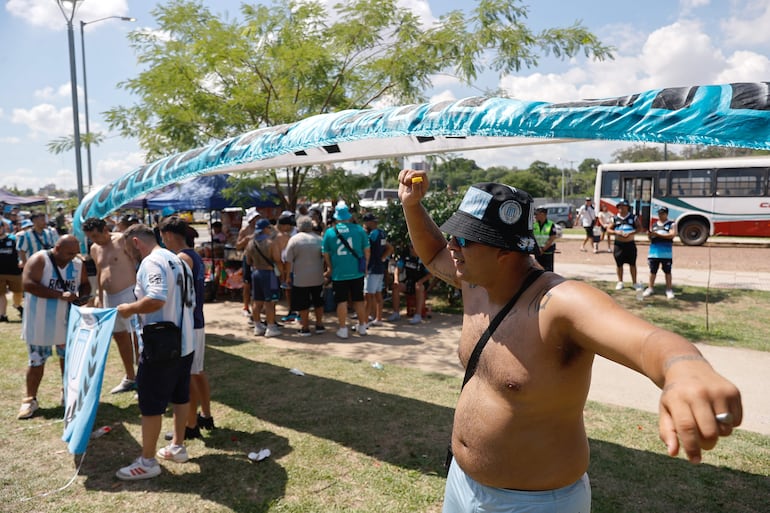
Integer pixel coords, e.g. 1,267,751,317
533,207,558,272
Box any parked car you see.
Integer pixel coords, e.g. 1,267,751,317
538,202,575,228
358,188,400,209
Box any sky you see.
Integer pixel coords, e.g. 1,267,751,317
1,0,770,195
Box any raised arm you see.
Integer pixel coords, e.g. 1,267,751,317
397,169,460,288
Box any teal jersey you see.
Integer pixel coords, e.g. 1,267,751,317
322,222,370,281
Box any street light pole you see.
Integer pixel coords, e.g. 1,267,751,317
80,16,135,192
57,0,85,201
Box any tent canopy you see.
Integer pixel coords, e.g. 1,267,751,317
0,189,47,207
121,174,279,211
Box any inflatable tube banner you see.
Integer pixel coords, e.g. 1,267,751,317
74,82,770,239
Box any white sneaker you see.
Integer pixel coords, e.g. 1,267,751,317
157,444,189,463
254,322,266,336
387,312,401,322
368,319,382,327
336,327,349,339
642,287,654,298
357,324,367,336
615,282,624,290
409,314,422,325
666,289,676,299
265,325,282,337
116,457,161,480
17,397,39,420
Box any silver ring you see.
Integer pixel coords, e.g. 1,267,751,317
715,412,734,424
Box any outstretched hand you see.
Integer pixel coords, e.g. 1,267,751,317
658,362,742,464
398,169,428,207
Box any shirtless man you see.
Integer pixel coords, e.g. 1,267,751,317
82,217,139,394
397,172,742,512
237,208,260,319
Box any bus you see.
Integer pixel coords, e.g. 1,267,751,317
595,156,770,245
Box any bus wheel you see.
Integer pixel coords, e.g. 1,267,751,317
678,219,709,246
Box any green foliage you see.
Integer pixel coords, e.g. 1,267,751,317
378,188,463,255
103,0,612,209
46,132,106,155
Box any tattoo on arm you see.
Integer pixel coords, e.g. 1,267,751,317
663,354,707,372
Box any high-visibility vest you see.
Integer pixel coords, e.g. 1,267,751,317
534,220,555,253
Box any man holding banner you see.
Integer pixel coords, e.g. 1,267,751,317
115,224,195,481
18,235,90,419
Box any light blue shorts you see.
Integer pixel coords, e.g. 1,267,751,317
364,273,385,294
27,344,66,368
104,285,136,332
443,459,591,513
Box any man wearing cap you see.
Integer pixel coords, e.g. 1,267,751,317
397,170,741,512
608,199,643,291
245,218,282,337
362,212,393,327
237,208,261,320
533,207,557,272
575,197,597,252
644,206,677,299
322,203,370,339
16,212,59,268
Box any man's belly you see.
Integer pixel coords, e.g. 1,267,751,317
100,269,135,295
451,385,590,490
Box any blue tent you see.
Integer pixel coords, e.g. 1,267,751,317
122,174,278,211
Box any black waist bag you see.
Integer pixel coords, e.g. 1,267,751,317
142,321,182,364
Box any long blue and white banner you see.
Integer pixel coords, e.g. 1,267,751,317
73,82,770,238
62,307,117,455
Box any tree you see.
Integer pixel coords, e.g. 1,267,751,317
612,144,673,163
46,132,106,155
106,0,613,209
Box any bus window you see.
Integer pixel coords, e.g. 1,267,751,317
656,171,669,197
670,169,713,197
601,171,620,197
716,167,768,196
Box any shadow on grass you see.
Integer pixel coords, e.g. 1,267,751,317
589,438,770,512
64,343,766,512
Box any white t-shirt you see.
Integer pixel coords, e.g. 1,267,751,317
135,247,195,356
577,204,596,227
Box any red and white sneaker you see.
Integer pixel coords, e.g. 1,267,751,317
116,457,161,480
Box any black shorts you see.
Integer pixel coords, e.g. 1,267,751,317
648,258,673,275
535,252,554,272
251,269,280,302
332,277,365,304
242,256,251,285
137,352,194,416
291,284,324,311
583,226,593,238
613,242,637,266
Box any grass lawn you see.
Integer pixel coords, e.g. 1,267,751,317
1,285,768,512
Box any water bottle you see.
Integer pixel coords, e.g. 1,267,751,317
90,425,112,439
636,284,644,301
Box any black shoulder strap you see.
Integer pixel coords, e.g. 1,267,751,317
250,238,274,266
461,269,545,389
333,226,360,259
46,250,67,290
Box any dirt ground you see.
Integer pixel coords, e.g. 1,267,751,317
555,236,770,272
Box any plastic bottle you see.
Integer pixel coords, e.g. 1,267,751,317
90,425,112,439
636,285,644,301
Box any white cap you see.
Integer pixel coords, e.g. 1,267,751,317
245,207,260,223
